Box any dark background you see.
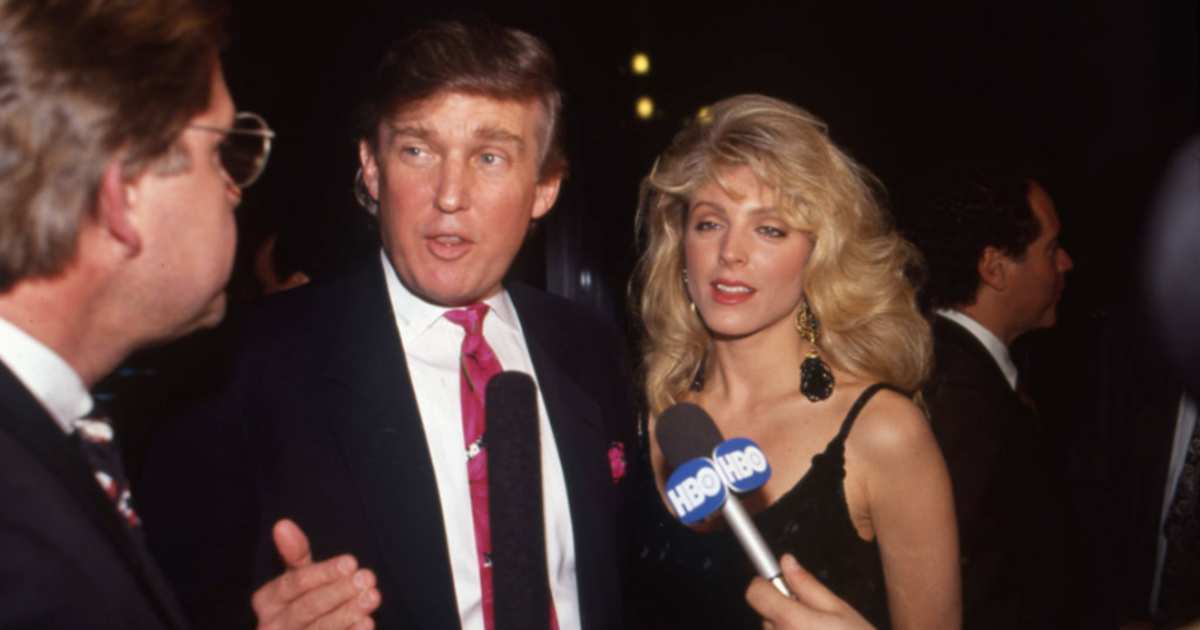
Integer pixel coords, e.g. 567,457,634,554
114,2,1197,623
222,0,1198,330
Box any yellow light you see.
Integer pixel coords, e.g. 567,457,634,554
635,96,655,120
631,52,651,76
696,106,713,124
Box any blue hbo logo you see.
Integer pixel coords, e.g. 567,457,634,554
712,438,771,493
665,458,727,525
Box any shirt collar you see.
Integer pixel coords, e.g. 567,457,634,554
937,308,1019,390
0,316,93,433
379,250,518,342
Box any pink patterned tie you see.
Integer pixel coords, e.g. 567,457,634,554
445,304,503,630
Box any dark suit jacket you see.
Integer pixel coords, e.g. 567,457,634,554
1078,307,1197,627
923,317,1067,629
138,258,638,629
0,361,187,629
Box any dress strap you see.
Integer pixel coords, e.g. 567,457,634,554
831,383,903,445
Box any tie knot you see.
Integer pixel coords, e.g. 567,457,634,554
446,303,490,337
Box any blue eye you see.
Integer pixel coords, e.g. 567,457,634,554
694,220,720,232
479,152,506,166
758,225,787,238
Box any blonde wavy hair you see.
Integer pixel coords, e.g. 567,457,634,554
633,94,931,415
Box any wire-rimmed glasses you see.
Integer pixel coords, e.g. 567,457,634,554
189,111,275,188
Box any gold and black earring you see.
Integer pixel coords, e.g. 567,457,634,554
683,268,699,318
796,300,834,402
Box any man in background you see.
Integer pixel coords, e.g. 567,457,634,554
1082,136,1200,629
904,168,1073,628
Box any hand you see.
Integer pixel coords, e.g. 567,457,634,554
745,554,875,630
252,519,381,630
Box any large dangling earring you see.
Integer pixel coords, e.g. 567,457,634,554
796,300,834,402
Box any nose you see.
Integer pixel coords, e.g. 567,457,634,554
225,176,242,206
435,157,469,213
718,230,747,267
1057,247,1073,272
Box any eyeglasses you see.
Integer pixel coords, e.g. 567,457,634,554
189,111,275,188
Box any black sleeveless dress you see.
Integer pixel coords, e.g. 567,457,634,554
629,384,897,629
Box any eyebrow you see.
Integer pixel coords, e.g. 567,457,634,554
385,124,432,145
688,201,779,218
384,123,526,153
474,125,526,152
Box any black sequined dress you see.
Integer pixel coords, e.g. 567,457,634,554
629,384,896,629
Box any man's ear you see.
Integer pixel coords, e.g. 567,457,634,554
358,140,381,202
978,246,1010,292
97,160,141,256
530,174,562,220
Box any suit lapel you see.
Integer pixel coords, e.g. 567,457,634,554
936,318,1015,393
318,261,460,629
0,363,187,629
510,289,617,630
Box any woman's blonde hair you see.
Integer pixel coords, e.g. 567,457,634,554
633,94,931,415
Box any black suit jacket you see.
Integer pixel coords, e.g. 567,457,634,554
138,258,637,629
0,361,187,629
1079,306,1197,627
922,317,1067,629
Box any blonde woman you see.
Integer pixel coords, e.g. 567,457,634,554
630,94,960,629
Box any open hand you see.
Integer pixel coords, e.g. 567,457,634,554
252,519,381,630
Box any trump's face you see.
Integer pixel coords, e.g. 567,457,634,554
359,91,561,306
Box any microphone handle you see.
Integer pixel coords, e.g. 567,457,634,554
722,494,792,597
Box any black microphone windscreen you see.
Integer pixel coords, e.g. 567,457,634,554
484,370,550,630
656,402,724,470
486,371,538,440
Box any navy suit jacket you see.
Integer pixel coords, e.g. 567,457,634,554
0,361,187,629
138,258,638,629
922,317,1067,629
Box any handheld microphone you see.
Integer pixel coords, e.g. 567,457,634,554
486,371,551,630
657,402,791,597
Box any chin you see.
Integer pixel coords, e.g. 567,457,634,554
1036,308,1058,330
179,295,228,337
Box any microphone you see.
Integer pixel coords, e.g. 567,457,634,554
486,371,551,630
656,402,791,597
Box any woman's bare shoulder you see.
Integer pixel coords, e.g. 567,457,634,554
844,387,938,467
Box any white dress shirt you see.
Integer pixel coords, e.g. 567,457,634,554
380,252,580,630
1151,393,1197,614
0,316,92,432
938,309,1019,390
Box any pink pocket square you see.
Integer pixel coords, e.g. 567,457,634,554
608,442,626,483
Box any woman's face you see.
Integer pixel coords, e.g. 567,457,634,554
683,165,814,340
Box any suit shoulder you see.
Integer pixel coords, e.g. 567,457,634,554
507,284,626,347
233,260,383,350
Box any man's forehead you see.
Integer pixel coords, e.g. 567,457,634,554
381,90,545,135
1027,180,1061,236
189,61,235,127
